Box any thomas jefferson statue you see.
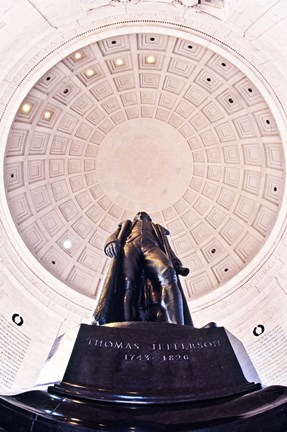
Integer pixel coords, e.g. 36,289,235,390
92,211,193,326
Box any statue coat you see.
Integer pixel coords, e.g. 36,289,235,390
92,219,193,326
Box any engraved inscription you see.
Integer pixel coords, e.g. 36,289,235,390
87,336,221,362
124,354,151,361
124,353,191,362
151,340,221,350
87,338,140,350
0,314,31,389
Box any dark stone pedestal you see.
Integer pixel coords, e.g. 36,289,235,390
51,322,260,403
1,322,287,431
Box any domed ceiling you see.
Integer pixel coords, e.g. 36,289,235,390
4,33,284,301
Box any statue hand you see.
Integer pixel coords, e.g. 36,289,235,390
105,241,121,258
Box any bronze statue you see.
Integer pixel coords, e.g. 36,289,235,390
92,211,193,326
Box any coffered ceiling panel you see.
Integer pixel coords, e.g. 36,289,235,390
4,33,285,300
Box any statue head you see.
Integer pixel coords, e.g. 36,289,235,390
134,211,152,222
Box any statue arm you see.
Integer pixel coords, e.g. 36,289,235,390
168,244,189,276
104,225,122,258
158,224,189,277
104,220,132,258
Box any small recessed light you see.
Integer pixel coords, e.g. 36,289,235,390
115,58,124,66
43,110,52,119
21,103,32,113
63,239,73,250
74,52,82,60
146,55,156,64
85,69,95,77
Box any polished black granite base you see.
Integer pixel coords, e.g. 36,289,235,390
1,323,287,431
50,322,260,403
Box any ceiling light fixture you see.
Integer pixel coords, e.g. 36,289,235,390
74,52,83,60
85,68,95,77
63,239,73,250
21,103,32,113
146,55,156,64
43,111,52,119
115,58,124,66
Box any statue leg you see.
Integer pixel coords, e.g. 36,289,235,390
122,242,140,322
144,247,184,325
159,266,184,325
123,279,138,321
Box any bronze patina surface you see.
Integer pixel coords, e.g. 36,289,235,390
92,212,192,326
